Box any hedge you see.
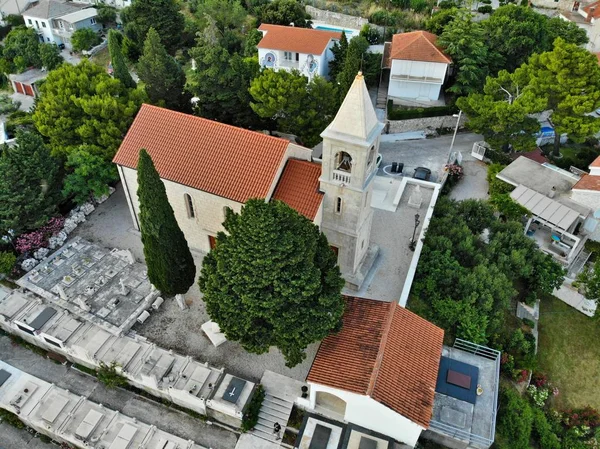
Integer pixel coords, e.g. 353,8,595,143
387,100,458,120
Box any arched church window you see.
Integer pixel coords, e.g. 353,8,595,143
367,145,376,167
184,193,195,218
335,197,343,214
335,151,352,172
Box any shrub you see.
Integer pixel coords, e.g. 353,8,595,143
563,407,600,429
532,409,560,449
487,164,514,195
522,317,535,329
0,251,16,275
585,239,600,255
0,408,25,428
497,387,534,449
527,384,550,408
359,24,383,45
71,28,101,52
14,216,65,254
387,104,458,120
97,361,128,389
410,0,429,12
478,5,493,13
242,384,265,432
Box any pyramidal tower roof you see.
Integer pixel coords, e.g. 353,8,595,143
321,72,383,144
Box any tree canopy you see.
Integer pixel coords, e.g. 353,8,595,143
38,44,63,70
71,28,101,52
0,26,42,72
0,131,61,236
32,60,146,160
198,199,345,367
108,30,135,89
138,27,188,110
63,146,119,204
250,69,338,147
121,0,185,57
137,149,196,297
258,0,312,27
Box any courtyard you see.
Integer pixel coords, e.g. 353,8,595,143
538,295,600,410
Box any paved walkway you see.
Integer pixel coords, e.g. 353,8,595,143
0,335,238,449
449,159,489,201
0,423,57,449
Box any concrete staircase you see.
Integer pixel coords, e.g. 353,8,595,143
251,393,294,443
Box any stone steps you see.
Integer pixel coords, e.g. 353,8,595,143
250,393,294,444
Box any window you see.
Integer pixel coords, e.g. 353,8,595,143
335,197,342,214
59,21,64,29
28,19,32,25
284,51,293,60
41,21,46,28
361,240,365,250
295,52,299,62
46,37,50,42
44,337,62,348
184,193,195,218
91,18,97,24
35,20,39,28
367,145,376,167
335,151,352,172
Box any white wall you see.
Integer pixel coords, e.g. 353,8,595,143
387,59,448,102
23,16,56,44
258,45,335,80
307,382,425,446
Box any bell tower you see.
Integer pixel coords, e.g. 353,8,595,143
319,73,383,290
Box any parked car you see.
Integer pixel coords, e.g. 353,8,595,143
413,167,431,180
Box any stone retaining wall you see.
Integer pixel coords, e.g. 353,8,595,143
306,5,373,30
387,114,467,134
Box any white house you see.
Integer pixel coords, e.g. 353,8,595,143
300,296,500,449
384,31,451,106
257,24,341,80
560,0,600,50
113,73,382,289
22,0,100,49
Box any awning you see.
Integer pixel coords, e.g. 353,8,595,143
510,184,581,231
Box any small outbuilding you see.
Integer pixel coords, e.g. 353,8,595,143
9,68,47,97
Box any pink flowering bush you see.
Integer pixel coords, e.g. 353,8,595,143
446,164,464,179
15,216,65,254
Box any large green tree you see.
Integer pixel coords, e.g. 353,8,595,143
456,70,545,151
186,25,260,127
63,145,119,204
250,69,338,147
38,44,63,70
438,11,492,95
336,36,370,101
1,26,41,72
0,131,61,235
33,60,146,159
515,38,600,156
192,0,248,32
137,149,196,297
328,32,347,81
121,0,184,57
258,0,312,27
108,30,135,89
198,199,344,367
137,27,188,110
71,28,101,52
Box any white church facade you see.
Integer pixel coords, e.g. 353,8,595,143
113,74,380,289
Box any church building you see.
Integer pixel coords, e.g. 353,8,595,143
113,73,380,289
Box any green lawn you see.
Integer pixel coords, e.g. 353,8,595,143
90,46,110,70
537,295,600,410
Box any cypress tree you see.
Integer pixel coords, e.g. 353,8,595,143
137,149,195,297
198,199,345,367
137,27,188,111
108,30,135,89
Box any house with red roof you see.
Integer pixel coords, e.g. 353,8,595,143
382,31,451,106
113,73,382,290
295,296,501,449
257,24,342,80
560,0,600,50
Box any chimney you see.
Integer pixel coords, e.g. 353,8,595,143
586,6,595,22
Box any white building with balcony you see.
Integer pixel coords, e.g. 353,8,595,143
22,0,100,49
257,24,341,80
560,0,600,51
383,31,451,106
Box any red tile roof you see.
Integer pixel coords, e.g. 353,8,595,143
590,155,600,167
307,296,444,428
272,159,323,220
257,24,341,55
573,174,600,191
113,104,290,203
584,1,600,19
512,148,548,164
390,31,451,64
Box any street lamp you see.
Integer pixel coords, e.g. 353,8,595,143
447,110,462,164
409,213,421,251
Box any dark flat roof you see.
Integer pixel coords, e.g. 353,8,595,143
29,307,57,330
436,356,479,405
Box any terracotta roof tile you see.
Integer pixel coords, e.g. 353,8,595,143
590,155,600,167
390,31,451,64
113,104,290,203
511,148,548,164
272,159,323,220
584,1,600,19
257,24,341,55
307,296,444,428
573,173,600,191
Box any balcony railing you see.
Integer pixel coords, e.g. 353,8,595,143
332,170,351,184
279,59,299,69
391,73,443,83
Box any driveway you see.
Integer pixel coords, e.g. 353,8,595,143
449,158,489,201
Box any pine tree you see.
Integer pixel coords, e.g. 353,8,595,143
137,28,187,110
328,32,348,80
137,149,196,297
108,30,135,89
0,131,61,235
198,199,345,367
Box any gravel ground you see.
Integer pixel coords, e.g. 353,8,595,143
0,423,57,449
0,335,238,449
